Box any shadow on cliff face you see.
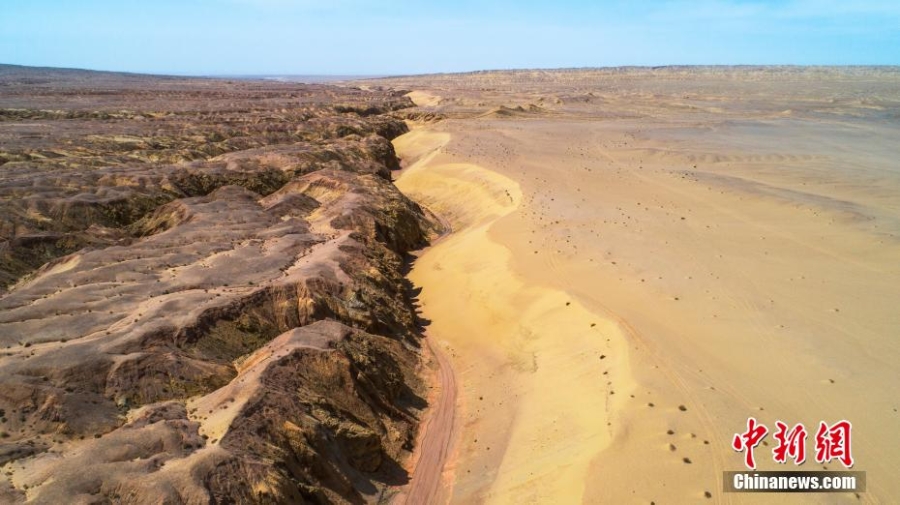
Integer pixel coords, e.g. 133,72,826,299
404,278,433,332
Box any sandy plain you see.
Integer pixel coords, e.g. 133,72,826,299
383,68,900,504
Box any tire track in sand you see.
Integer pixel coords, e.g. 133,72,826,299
395,209,457,505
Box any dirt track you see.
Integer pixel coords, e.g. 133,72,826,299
397,335,456,504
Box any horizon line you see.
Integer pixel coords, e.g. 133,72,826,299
4,62,900,82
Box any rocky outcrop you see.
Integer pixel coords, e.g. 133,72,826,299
0,65,439,504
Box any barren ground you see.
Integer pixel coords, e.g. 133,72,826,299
0,64,442,504
377,67,900,504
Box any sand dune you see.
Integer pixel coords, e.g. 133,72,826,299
395,136,634,503
406,91,443,108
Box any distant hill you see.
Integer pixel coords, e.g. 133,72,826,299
0,63,186,82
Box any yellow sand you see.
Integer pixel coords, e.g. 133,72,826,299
405,90,443,108
392,71,900,505
396,131,634,504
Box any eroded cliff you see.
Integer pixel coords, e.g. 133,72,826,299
0,65,438,504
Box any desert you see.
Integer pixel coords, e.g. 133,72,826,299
380,67,900,504
1,62,898,505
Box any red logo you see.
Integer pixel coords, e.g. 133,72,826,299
733,418,853,469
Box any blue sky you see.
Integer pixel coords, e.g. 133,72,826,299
1,0,898,75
